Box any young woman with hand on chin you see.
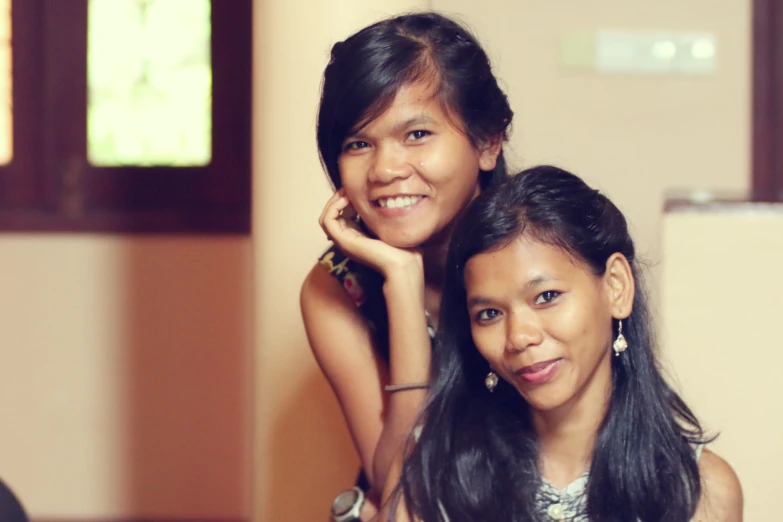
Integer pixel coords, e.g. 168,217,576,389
299,12,513,521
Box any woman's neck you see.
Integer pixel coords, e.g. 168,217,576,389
419,241,448,327
421,241,448,287
533,354,613,489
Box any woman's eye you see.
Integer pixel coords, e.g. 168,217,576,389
344,141,369,151
475,308,501,322
407,130,431,141
534,291,560,305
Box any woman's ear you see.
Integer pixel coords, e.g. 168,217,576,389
604,253,635,319
478,136,503,171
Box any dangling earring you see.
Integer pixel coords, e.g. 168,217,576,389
613,319,628,356
485,371,499,392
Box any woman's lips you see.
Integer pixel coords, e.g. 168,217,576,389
515,358,562,385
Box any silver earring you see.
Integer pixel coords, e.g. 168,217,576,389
613,320,628,356
485,371,498,392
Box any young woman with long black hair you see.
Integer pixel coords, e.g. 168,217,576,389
385,166,742,521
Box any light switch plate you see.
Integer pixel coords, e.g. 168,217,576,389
561,30,717,75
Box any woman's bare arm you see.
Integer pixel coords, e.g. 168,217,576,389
372,444,413,522
371,261,431,492
301,261,430,499
302,264,387,495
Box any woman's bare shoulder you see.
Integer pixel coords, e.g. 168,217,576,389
692,448,743,522
300,261,371,351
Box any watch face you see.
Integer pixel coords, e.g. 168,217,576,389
332,489,359,517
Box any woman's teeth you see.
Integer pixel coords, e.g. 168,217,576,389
378,195,421,209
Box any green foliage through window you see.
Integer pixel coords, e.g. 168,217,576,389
87,0,211,167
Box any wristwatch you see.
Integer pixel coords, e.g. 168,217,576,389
331,486,364,522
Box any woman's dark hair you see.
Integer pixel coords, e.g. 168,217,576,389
397,166,711,522
317,12,513,191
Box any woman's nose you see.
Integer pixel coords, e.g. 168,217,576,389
505,311,543,354
369,144,412,184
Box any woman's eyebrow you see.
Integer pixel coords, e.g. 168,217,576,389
347,115,438,142
523,274,556,291
466,295,494,308
466,275,556,308
391,115,437,133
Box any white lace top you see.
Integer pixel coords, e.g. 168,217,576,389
534,471,590,521
436,445,704,522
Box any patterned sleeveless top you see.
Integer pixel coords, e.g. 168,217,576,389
319,245,391,363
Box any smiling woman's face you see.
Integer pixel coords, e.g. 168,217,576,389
464,236,616,414
338,81,500,249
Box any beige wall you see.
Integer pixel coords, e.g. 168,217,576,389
662,209,783,520
0,236,253,519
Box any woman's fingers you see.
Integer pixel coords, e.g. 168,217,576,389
323,206,359,243
319,189,346,229
320,190,354,241
340,200,359,222
321,191,365,246
322,196,351,231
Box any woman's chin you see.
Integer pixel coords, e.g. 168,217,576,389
374,230,429,250
372,221,452,251
518,389,569,414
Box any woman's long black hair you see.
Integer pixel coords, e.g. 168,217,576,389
317,12,513,191
398,166,711,522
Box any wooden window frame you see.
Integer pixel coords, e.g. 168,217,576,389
753,0,783,201
0,0,252,233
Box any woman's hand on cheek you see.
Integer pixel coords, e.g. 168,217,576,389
320,189,423,280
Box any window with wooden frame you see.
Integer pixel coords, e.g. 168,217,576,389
0,0,251,233
753,0,783,201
